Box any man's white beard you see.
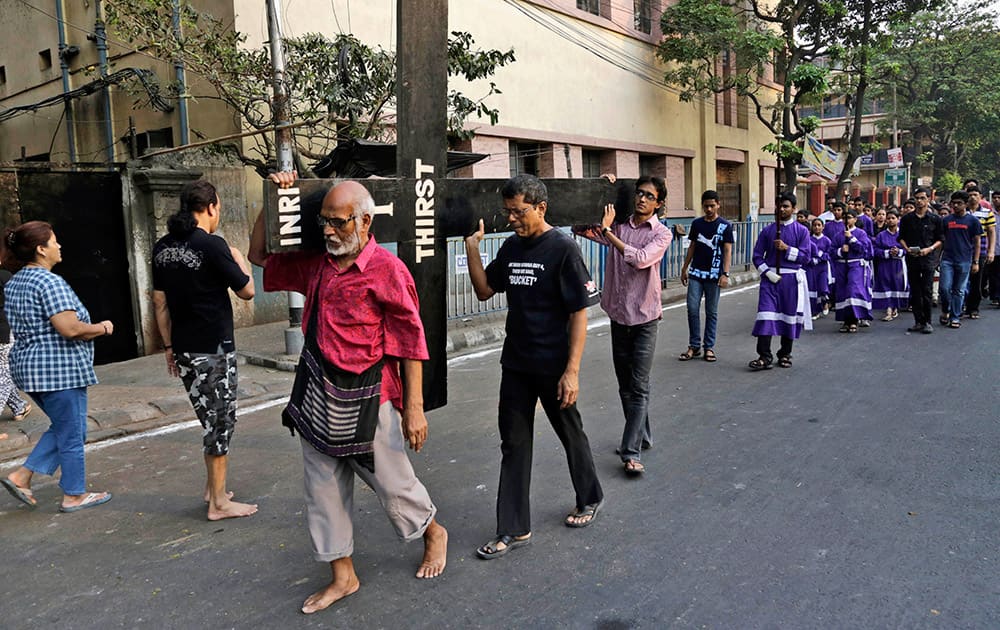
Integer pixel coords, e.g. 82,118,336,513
326,230,360,257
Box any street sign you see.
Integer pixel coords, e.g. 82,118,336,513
884,168,907,187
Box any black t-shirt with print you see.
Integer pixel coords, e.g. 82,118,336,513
485,228,600,375
152,229,250,354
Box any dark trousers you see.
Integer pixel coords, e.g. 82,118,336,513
906,258,935,325
989,258,1000,301
496,368,603,537
610,320,658,462
965,265,986,313
756,335,793,361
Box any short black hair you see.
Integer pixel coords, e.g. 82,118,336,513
904,198,916,206
964,178,979,187
914,186,931,197
777,192,797,207
886,209,899,217
966,185,981,194
636,175,667,202
851,196,864,203
844,209,858,219
701,189,720,203
832,201,846,210
951,190,970,203
501,174,547,205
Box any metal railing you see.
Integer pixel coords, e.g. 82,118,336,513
447,220,761,320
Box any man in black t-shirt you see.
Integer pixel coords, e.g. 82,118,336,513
898,187,945,333
152,180,257,521
465,174,604,560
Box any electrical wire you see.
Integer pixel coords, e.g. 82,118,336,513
0,67,172,123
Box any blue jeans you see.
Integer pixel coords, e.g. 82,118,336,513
611,320,658,462
686,277,721,349
939,258,972,323
23,387,89,495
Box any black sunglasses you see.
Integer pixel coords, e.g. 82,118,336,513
316,215,355,229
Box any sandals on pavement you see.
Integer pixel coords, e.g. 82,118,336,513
12,403,31,422
969,311,980,319
678,347,701,361
777,355,793,368
1,477,37,507
565,500,604,528
624,460,645,477
948,321,961,329
703,349,717,362
939,314,951,326
748,357,772,371
476,533,532,560
59,491,112,513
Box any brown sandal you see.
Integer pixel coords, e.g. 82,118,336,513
703,349,717,362
678,347,701,361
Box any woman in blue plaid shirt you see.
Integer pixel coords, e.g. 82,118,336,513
0,221,114,512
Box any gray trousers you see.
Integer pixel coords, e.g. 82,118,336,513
300,401,436,562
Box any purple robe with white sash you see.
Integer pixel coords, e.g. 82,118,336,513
751,219,813,339
830,226,873,321
872,228,909,309
806,233,833,313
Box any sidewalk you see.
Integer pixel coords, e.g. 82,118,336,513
0,270,756,461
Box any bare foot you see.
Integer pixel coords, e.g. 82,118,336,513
416,519,448,579
301,575,360,614
207,499,258,521
203,490,234,504
0,433,7,441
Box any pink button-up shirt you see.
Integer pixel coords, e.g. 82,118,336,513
582,215,672,326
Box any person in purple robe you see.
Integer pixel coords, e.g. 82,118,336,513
822,201,846,309
749,193,813,370
806,218,832,319
872,210,909,321
830,210,874,332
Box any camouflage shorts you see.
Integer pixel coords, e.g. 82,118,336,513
175,351,238,456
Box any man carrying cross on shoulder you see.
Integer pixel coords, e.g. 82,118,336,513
249,172,448,614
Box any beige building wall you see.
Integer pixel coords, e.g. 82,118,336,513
0,0,237,164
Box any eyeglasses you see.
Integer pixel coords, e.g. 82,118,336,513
316,215,355,229
503,204,537,218
635,190,658,202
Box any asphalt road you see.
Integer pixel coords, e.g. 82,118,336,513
2,285,998,629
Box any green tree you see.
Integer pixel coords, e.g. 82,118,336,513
872,0,1000,185
105,0,514,175
656,0,936,193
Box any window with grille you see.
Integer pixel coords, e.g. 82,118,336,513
634,0,653,34
510,141,540,176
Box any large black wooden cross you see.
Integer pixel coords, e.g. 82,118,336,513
261,1,629,410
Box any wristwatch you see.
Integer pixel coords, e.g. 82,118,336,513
721,272,730,277
601,226,611,234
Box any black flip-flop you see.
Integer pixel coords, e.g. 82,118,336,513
1,478,37,507
565,500,604,528
476,534,531,560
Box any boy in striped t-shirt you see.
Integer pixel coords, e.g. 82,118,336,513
964,187,995,318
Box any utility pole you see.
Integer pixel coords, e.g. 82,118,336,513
265,0,304,355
